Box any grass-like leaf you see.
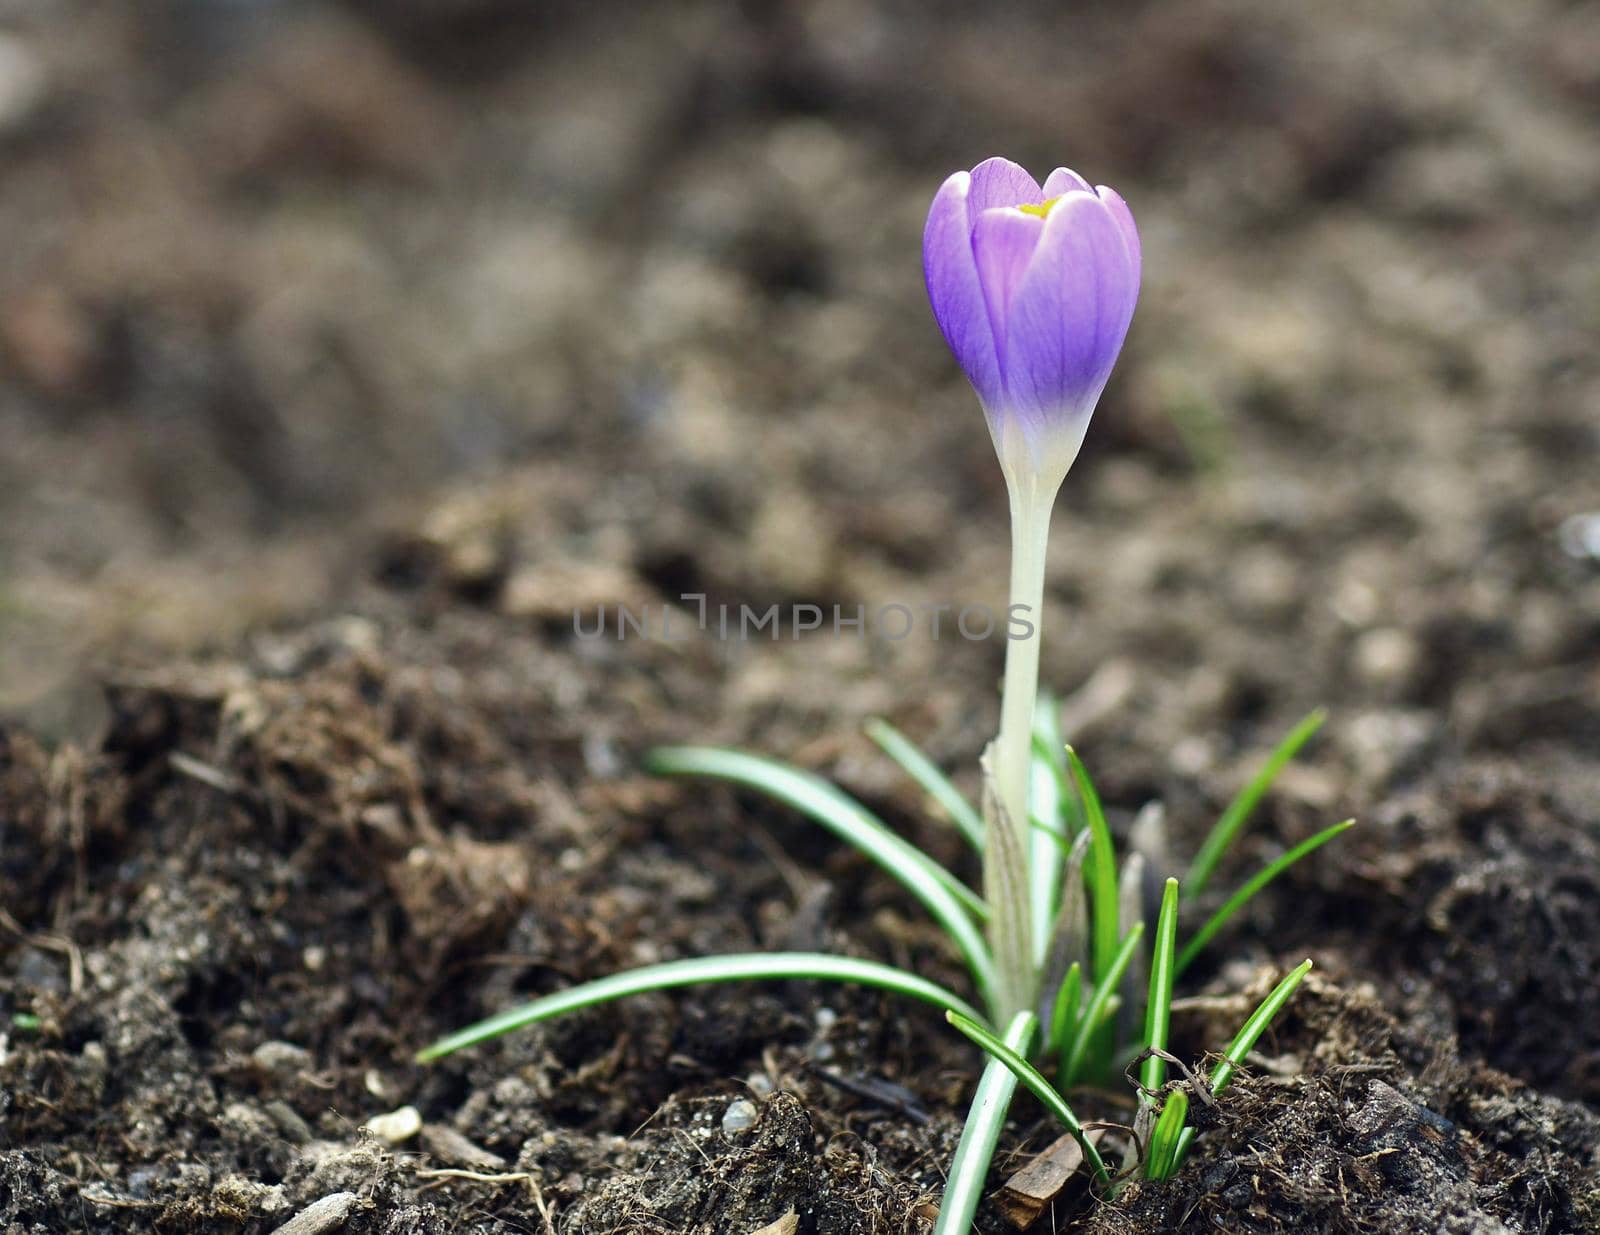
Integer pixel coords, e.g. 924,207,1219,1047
1033,727,1083,840
935,1011,1039,1235
1176,820,1353,975
1144,1088,1189,1180
1140,878,1181,1095
1047,962,1082,1057
1209,958,1313,1094
415,953,986,1063
1171,959,1313,1168
1186,709,1326,896
865,719,984,853
646,745,996,1004
1060,923,1145,1085
1064,748,1120,985
946,1011,1111,1183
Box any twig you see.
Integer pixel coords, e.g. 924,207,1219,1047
414,1169,556,1235
0,907,83,994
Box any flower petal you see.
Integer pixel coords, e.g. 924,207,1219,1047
999,190,1138,433
967,156,1044,216
1042,167,1092,197
970,207,1045,368
1095,184,1142,296
923,171,1003,408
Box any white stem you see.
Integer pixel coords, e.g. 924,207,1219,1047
994,472,1058,866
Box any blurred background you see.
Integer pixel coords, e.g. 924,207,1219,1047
0,0,1596,781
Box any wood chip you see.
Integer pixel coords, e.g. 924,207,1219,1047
420,1124,508,1171
270,1192,359,1235
747,1209,799,1235
997,1130,1104,1229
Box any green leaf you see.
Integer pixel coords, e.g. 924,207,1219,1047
1171,959,1313,1170
1140,878,1181,1096
1211,959,1313,1094
1177,821,1353,975
1144,1088,1190,1180
1065,748,1120,985
946,1011,1110,1184
416,953,986,1063
1046,962,1083,1057
646,745,996,1005
1033,728,1084,840
934,1011,1039,1235
1061,923,1145,1086
1186,709,1326,896
865,719,983,853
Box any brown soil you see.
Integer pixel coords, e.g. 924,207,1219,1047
2,2,1598,1233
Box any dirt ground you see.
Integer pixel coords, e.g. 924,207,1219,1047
2,1,1598,1232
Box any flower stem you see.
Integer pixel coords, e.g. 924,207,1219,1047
994,473,1058,880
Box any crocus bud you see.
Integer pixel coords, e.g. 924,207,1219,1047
923,157,1140,488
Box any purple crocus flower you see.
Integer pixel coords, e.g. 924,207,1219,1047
924,157,1140,485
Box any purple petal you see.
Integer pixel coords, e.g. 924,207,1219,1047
998,191,1139,435
923,171,1004,409
970,207,1045,369
1095,185,1143,295
1042,167,1092,198
967,157,1044,216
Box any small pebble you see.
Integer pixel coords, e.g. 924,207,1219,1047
363,1104,421,1144
263,1100,313,1146
252,1041,313,1075
0,34,46,132
721,1098,759,1135
1353,626,1419,689
1558,512,1600,561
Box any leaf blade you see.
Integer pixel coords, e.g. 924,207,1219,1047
1144,1089,1190,1180
646,745,997,1005
1211,959,1313,1094
945,1011,1110,1183
1046,962,1083,1057
1177,821,1353,975
933,1011,1041,1235
1061,922,1145,1085
1187,709,1326,896
416,953,986,1063
1065,747,1120,986
865,719,984,853
1171,959,1313,1170
1140,878,1181,1096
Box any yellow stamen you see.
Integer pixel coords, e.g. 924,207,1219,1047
1017,196,1063,218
